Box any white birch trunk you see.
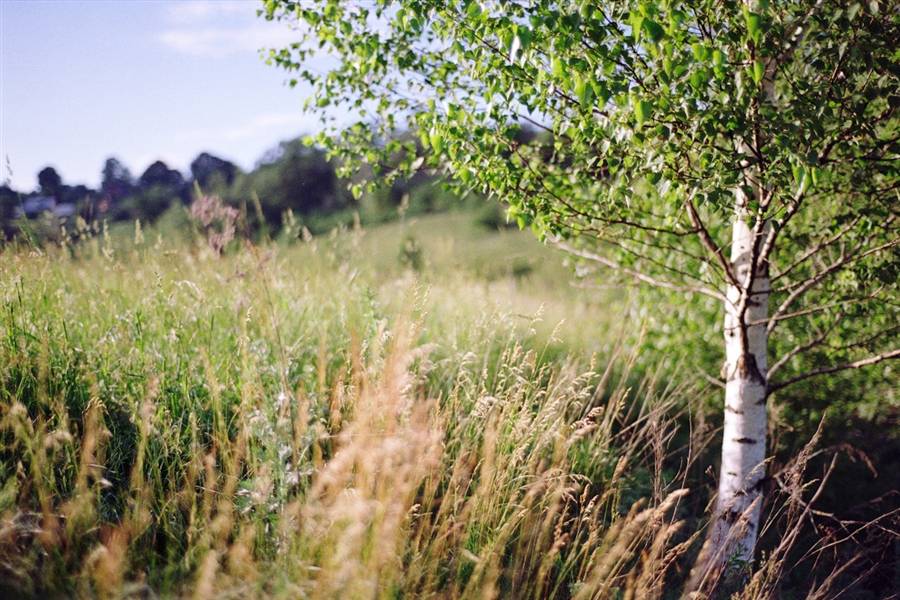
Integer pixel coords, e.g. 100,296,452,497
709,4,775,565
711,214,770,565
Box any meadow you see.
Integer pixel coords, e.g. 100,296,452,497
0,206,894,599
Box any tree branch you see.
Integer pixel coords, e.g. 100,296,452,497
555,241,728,302
769,235,900,322
686,199,738,287
768,348,900,394
767,312,844,379
751,291,879,330
771,213,862,283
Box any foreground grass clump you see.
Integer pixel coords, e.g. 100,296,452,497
0,221,894,598
0,229,689,599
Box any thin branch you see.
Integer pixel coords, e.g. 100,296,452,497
686,199,737,287
767,312,843,379
831,322,900,353
776,0,827,66
585,233,723,290
555,241,728,302
768,348,900,394
751,293,877,329
770,235,900,320
771,213,863,283
510,146,694,239
697,367,726,389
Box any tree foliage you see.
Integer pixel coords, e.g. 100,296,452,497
235,138,348,221
191,152,239,191
262,0,900,581
262,0,900,414
37,166,62,199
139,160,186,192
101,157,135,205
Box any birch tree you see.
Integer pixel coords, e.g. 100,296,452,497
261,0,900,581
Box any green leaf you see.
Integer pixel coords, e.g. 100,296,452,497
713,50,725,68
810,167,823,187
752,59,766,84
690,70,707,91
691,43,708,61
792,164,807,188
634,100,652,127
712,50,726,80
552,56,566,79
592,81,611,105
575,78,594,107
745,11,762,43
517,27,532,50
429,131,444,154
631,15,645,42
643,19,665,43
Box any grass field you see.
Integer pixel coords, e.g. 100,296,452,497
0,209,893,599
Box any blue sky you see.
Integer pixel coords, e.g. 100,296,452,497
1,0,324,192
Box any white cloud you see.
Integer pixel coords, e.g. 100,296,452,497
158,21,297,57
157,24,296,58
220,112,319,141
158,0,299,58
165,1,256,26
171,112,317,146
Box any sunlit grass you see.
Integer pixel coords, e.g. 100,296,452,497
0,215,889,599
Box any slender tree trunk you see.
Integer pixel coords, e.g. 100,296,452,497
712,215,770,565
684,216,770,597
708,6,775,568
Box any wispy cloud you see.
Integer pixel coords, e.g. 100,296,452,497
165,1,256,25
220,112,317,141
158,24,295,57
171,111,318,148
157,1,297,57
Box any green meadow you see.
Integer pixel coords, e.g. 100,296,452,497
0,209,892,599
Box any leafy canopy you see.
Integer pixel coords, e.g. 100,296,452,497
262,0,900,386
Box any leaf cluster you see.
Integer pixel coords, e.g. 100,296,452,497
262,0,900,394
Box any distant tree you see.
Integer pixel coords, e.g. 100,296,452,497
122,185,181,223
190,153,238,191
133,161,189,220
242,138,345,222
59,184,97,206
139,160,185,192
0,185,19,237
37,166,62,199
101,157,134,206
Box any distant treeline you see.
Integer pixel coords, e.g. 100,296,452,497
1,134,500,242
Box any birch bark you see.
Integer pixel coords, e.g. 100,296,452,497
709,15,777,565
711,213,770,564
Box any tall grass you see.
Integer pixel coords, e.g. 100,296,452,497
0,217,894,598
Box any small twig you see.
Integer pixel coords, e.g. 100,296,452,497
769,348,900,393
696,368,726,389
556,242,727,302
686,200,737,288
